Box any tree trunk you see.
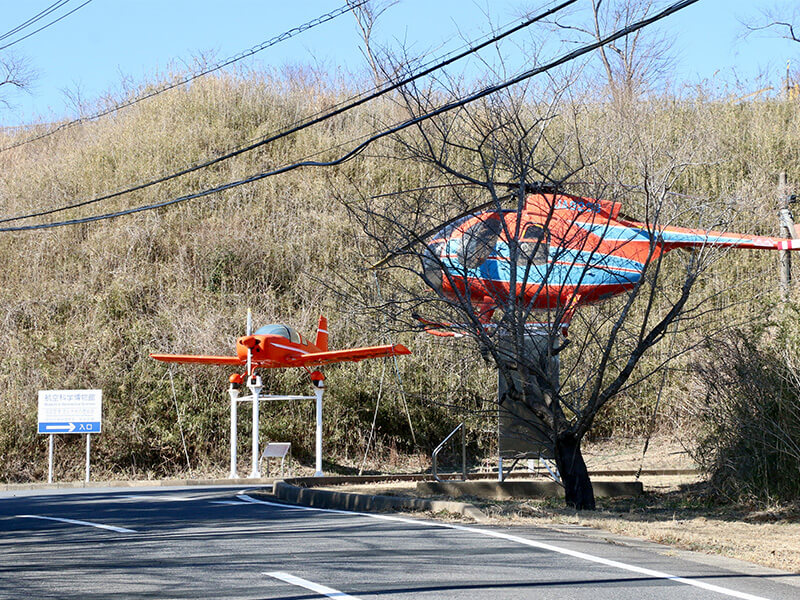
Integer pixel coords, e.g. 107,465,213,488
554,433,595,510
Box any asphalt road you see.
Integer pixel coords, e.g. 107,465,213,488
0,485,797,599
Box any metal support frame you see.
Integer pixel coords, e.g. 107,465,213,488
227,384,316,480
45,432,93,484
541,456,561,484
432,422,466,482
248,375,263,479
48,434,54,484
498,456,521,482
313,383,325,477
228,384,240,478
85,433,91,483
498,453,560,483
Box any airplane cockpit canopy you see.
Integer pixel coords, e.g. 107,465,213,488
254,324,301,344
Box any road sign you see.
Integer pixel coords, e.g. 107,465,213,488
38,390,102,435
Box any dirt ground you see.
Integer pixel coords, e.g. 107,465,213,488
323,438,800,574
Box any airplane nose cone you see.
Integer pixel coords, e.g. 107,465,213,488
240,335,260,349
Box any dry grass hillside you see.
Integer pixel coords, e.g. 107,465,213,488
0,67,798,492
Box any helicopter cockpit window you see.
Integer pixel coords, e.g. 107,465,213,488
518,224,549,265
421,241,445,292
460,216,503,270
254,324,301,344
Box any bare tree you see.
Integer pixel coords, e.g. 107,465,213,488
744,4,800,44
348,0,401,85
332,56,735,509
553,0,677,98
741,3,800,95
0,51,35,109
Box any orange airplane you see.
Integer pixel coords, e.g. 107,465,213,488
150,316,411,377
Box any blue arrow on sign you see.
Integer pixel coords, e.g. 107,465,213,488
38,422,101,434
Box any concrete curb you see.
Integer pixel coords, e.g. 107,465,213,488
271,478,489,523
0,469,694,492
418,479,643,499
266,476,641,523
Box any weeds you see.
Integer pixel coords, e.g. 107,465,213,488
0,67,798,483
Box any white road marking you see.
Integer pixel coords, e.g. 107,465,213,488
240,495,770,600
120,488,272,504
236,494,306,509
117,494,197,502
265,571,362,599
16,514,136,534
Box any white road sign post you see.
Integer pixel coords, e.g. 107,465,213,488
38,390,102,483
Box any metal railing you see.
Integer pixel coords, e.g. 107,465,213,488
432,422,466,482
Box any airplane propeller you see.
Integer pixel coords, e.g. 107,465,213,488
240,336,261,349
246,308,253,380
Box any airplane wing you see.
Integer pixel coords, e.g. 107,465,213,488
150,353,243,366
288,344,411,367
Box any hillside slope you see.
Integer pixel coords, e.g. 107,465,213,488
0,69,797,482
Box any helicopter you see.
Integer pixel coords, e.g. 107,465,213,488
420,191,799,334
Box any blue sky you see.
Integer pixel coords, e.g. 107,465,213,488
1,0,797,127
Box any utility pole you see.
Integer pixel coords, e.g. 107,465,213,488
778,172,798,301
787,61,791,99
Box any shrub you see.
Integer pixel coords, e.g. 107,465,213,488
690,317,800,503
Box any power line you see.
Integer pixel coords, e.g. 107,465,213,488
0,0,93,52
0,129,380,231
0,1,71,43
0,0,701,233
0,0,578,225
0,141,465,232
0,0,368,153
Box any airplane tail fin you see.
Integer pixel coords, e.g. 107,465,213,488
315,315,328,351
